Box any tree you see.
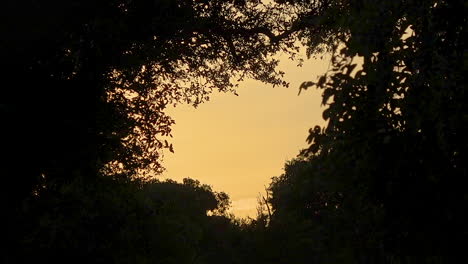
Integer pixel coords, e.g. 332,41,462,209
14,177,239,264
1,1,302,262
4,0,466,262
267,0,467,262
1,0,301,208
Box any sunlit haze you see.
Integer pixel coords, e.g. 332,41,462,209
162,52,330,218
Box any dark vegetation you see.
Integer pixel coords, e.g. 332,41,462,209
1,0,466,263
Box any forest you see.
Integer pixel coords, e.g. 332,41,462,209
1,0,466,263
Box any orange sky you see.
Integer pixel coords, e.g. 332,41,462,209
162,52,330,218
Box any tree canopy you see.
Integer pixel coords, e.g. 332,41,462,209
1,0,299,204
1,0,466,263
266,0,467,262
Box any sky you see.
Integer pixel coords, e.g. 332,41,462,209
162,51,330,218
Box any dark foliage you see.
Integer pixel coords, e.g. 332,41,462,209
1,0,466,263
267,0,467,263
12,177,236,264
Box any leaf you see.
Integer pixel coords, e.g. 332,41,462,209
317,75,327,88
298,81,315,95
346,64,357,75
322,108,332,120
322,88,334,105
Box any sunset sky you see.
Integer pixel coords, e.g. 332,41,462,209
162,52,330,218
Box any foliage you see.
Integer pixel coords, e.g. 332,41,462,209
1,0,300,205
2,0,467,263
1,1,303,263
12,177,241,264
267,0,467,262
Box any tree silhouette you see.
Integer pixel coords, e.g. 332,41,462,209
16,177,239,264
1,0,296,208
0,1,300,263
267,0,467,262
2,0,466,263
